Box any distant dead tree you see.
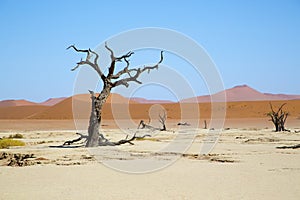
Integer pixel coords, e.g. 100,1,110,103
138,120,156,130
138,111,167,131
267,102,289,132
204,120,207,129
158,111,167,131
63,43,164,147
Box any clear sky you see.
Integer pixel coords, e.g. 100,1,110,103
0,0,299,102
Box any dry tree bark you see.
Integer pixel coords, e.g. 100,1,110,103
62,43,164,147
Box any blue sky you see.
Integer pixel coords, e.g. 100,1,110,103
0,0,299,102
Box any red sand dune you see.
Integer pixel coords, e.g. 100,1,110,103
39,97,66,106
1,85,300,120
0,97,66,107
25,99,300,120
0,105,48,119
0,99,37,107
28,93,137,119
182,85,300,103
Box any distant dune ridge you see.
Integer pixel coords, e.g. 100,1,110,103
1,85,300,119
182,85,300,103
0,99,37,107
0,97,66,107
39,97,66,106
130,97,174,104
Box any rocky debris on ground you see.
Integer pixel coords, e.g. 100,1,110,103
0,152,35,166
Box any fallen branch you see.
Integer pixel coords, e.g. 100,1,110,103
138,112,167,131
138,120,160,131
276,144,300,149
58,132,152,148
62,133,88,146
177,122,191,126
96,133,152,146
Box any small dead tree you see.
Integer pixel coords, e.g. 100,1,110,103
204,120,207,129
138,111,167,131
64,43,164,147
267,102,289,132
138,120,157,130
158,111,167,131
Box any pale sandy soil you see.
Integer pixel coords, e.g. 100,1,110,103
0,117,299,131
0,120,300,200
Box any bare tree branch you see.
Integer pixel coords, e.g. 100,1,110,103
277,103,287,113
110,57,131,79
105,42,135,78
67,45,105,81
112,51,164,87
67,45,91,59
115,51,134,61
140,50,164,73
62,133,88,146
269,102,275,113
89,49,100,66
105,42,117,77
104,42,115,59
97,133,152,146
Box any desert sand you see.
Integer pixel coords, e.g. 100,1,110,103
0,118,300,200
1,92,300,199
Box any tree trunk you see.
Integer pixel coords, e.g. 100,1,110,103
86,85,111,147
275,123,279,132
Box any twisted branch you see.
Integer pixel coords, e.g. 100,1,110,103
277,103,287,113
67,45,105,81
62,133,88,146
112,51,164,87
105,42,135,78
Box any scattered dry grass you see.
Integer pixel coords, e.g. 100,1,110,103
0,139,25,149
8,133,24,139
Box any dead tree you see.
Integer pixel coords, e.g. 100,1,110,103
158,111,167,131
267,102,289,132
65,43,164,147
138,111,167,131
204,120,207,129
138,120,156,130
